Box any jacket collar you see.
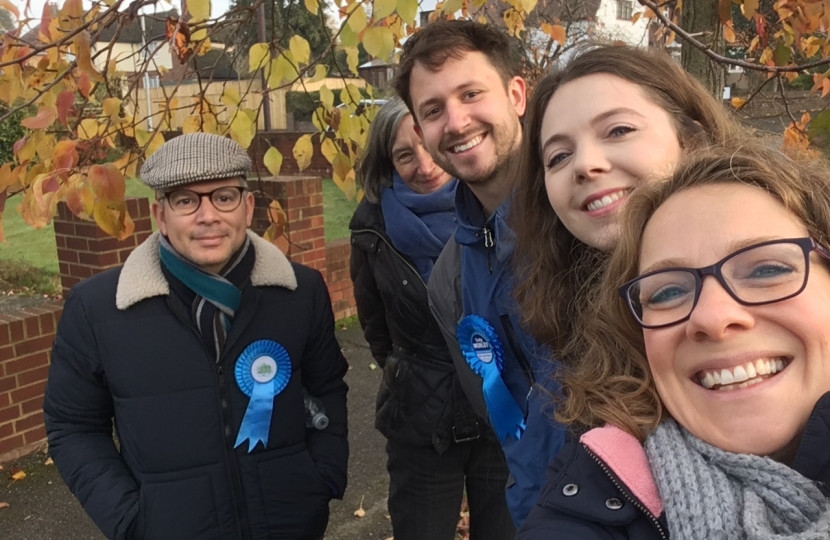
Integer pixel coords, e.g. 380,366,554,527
453,183,515,263
115,230,297,310
792,391,830,492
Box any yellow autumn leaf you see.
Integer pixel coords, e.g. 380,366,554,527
78,119,100,140
373,0,397,20
442,0,463,14
289,36,311,65
548,24,566,45
10,471,25,481
182,115,201,134
230,111,255,149
320,85,335,109
340,23,359,48
741,0,758,18
103,97,122,120
263,147,284,177
345,46,360,76
188,0,210,20
730,97,747,109
93,200,135,240
321,138,338,164
135,129,165,157
74,31,104,83
305,0,319,13
267,54,299,88
249,43,270,72
363,27,394,61
397,0,418,24
293,134,314,172
521,0,537,14
347,4,368,34
222,87,242,107
309,64,328,83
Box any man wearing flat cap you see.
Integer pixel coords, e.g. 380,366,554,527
43,133,349,540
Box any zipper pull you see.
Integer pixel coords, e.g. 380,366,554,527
483,226,494,248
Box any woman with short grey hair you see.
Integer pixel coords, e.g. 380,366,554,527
349,98,514,540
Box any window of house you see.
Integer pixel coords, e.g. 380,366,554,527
617,0,633,20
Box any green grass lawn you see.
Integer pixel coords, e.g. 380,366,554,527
0,178,357,294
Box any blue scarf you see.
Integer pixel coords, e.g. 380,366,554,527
380,172,457,282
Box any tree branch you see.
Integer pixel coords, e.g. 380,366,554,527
637,0,830,73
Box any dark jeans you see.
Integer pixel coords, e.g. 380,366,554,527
386,437,515,540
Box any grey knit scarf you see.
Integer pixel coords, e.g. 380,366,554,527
644,419,830,540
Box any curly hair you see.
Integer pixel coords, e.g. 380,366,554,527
558,143,830,439
511,44,740,358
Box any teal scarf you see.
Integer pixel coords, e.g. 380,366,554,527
159,235,250,359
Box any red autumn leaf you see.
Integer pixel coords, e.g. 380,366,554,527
56,90,75,125
88,163,126,203
165,17,194,64
78,72,91,98
755,14,768,48
21,106,57,129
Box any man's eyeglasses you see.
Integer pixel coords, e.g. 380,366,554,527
162,186,247,216
618,237,830,329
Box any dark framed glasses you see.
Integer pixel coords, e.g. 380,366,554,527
162,186,247,216
619,237,830,329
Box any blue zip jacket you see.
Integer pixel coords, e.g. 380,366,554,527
428,183,568,526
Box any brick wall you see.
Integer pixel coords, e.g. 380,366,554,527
326,238,356,321
251,175,327,272
0,304,64,462
55,198,154,297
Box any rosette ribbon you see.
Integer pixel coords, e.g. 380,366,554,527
457,315,526,442
234,340,292,452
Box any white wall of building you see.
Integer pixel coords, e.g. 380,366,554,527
594,0,649,47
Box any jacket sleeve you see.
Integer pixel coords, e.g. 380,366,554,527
427,238,489,420
301,269,349,499
349,235,392,367
43,288,140,540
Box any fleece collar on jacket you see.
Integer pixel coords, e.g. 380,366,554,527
115,230,298,310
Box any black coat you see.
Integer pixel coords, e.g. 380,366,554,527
349,200,484,453
517,392,830,540
44,232,349,540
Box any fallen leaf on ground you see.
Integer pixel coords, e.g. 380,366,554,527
368,363,377,370
44,457,54,465
11,470,26,481
0,502,8,509
354,495,366,518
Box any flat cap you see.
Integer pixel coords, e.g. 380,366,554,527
139,132,252,190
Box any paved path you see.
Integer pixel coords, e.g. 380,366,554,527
0,326,395,540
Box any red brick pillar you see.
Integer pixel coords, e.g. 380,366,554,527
250,176,326,272
54,198,154,296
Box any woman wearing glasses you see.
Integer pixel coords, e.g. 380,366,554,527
517,144,830,539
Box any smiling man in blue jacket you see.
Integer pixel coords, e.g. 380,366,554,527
43,133,349,540
394,20,568,527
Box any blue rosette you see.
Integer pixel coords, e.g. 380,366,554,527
457,315,526,442
234,340,292,452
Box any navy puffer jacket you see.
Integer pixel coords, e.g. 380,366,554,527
44,232,349,540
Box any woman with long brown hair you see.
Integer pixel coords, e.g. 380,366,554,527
517,144,830,539
511,45,738,357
